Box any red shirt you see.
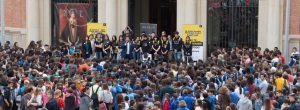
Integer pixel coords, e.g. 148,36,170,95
56,98,64,108
248,84,256,96
163,99,170,110
280,56,285,64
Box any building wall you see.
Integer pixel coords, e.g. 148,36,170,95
282,0,300,61
284,0,300,35
1,0,27,47
2,0,300,60
4,0,26,28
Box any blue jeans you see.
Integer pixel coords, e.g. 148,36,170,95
95,51,102,59
84,53,90,59
111,53,117,60
175,51,182,61
133,51,141,60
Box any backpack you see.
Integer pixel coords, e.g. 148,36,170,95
91,86,100,108
283,79,289,94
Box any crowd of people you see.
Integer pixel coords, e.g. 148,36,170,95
80,31,192,64
0,31,300,110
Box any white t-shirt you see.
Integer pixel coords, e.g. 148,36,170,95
195,106,203,110
271,57,279,63
99,90,113,103
291,51,299,56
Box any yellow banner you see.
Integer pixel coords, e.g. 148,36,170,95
87,23,107,37
182,25,204,46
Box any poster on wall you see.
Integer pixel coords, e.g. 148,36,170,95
87,23,107,38
182,24,204,61
140,23,157,36
53,3,93,46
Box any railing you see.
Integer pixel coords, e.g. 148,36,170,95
207,0,259,54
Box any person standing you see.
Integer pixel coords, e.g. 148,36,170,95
275,73,288,92
82,36,93,59
102,34,111,58
288,94,300,110
54,90,64,110
167,35,174,62
20,87,37,110
258,74,269,95
173,32,183,61
217,86,231,110
94,33,103,59
133,37,141,61
160,35,169,62
141,34,151,61
79,87,91,110
100,84,113,110
3,80,14,110
64,88,76,110
151,36,161,61
111,35,119,60
122,36,133,60
118,35,125,59
183,36,193,64
237,92,252,110
46,90,59,110
289,47,299,67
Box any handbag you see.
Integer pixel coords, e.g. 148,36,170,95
98,91,107,110
98,103,107,110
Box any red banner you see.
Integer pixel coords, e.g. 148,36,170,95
54,3,92,45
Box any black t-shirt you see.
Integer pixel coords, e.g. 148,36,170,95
184,42,192,56
103,40,111,49
134,41,141,50
141,40,150,53
3,87,11,108
173,37,183,51
152,40,160,50
94,40,103,52
160,40,169,53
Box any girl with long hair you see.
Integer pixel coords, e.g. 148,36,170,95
111,35,119,60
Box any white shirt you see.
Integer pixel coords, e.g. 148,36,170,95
272,57,279,63
195,106,203,110
125,102,129,110
99,90,113,103
126,42,130,54
235,87,242,97
89,85,102,97
259,80,268,94
291,51,299,56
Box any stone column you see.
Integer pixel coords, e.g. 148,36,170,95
26,0,40,44
258,0,281,50
267,0,280,48
39,0,51,45
118,0,128,36
98,0,106,23
185,0,197,24
199,0,207,60
177,0,185,32
106,0,117,37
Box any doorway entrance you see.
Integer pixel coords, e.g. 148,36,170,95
128,0,177,37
